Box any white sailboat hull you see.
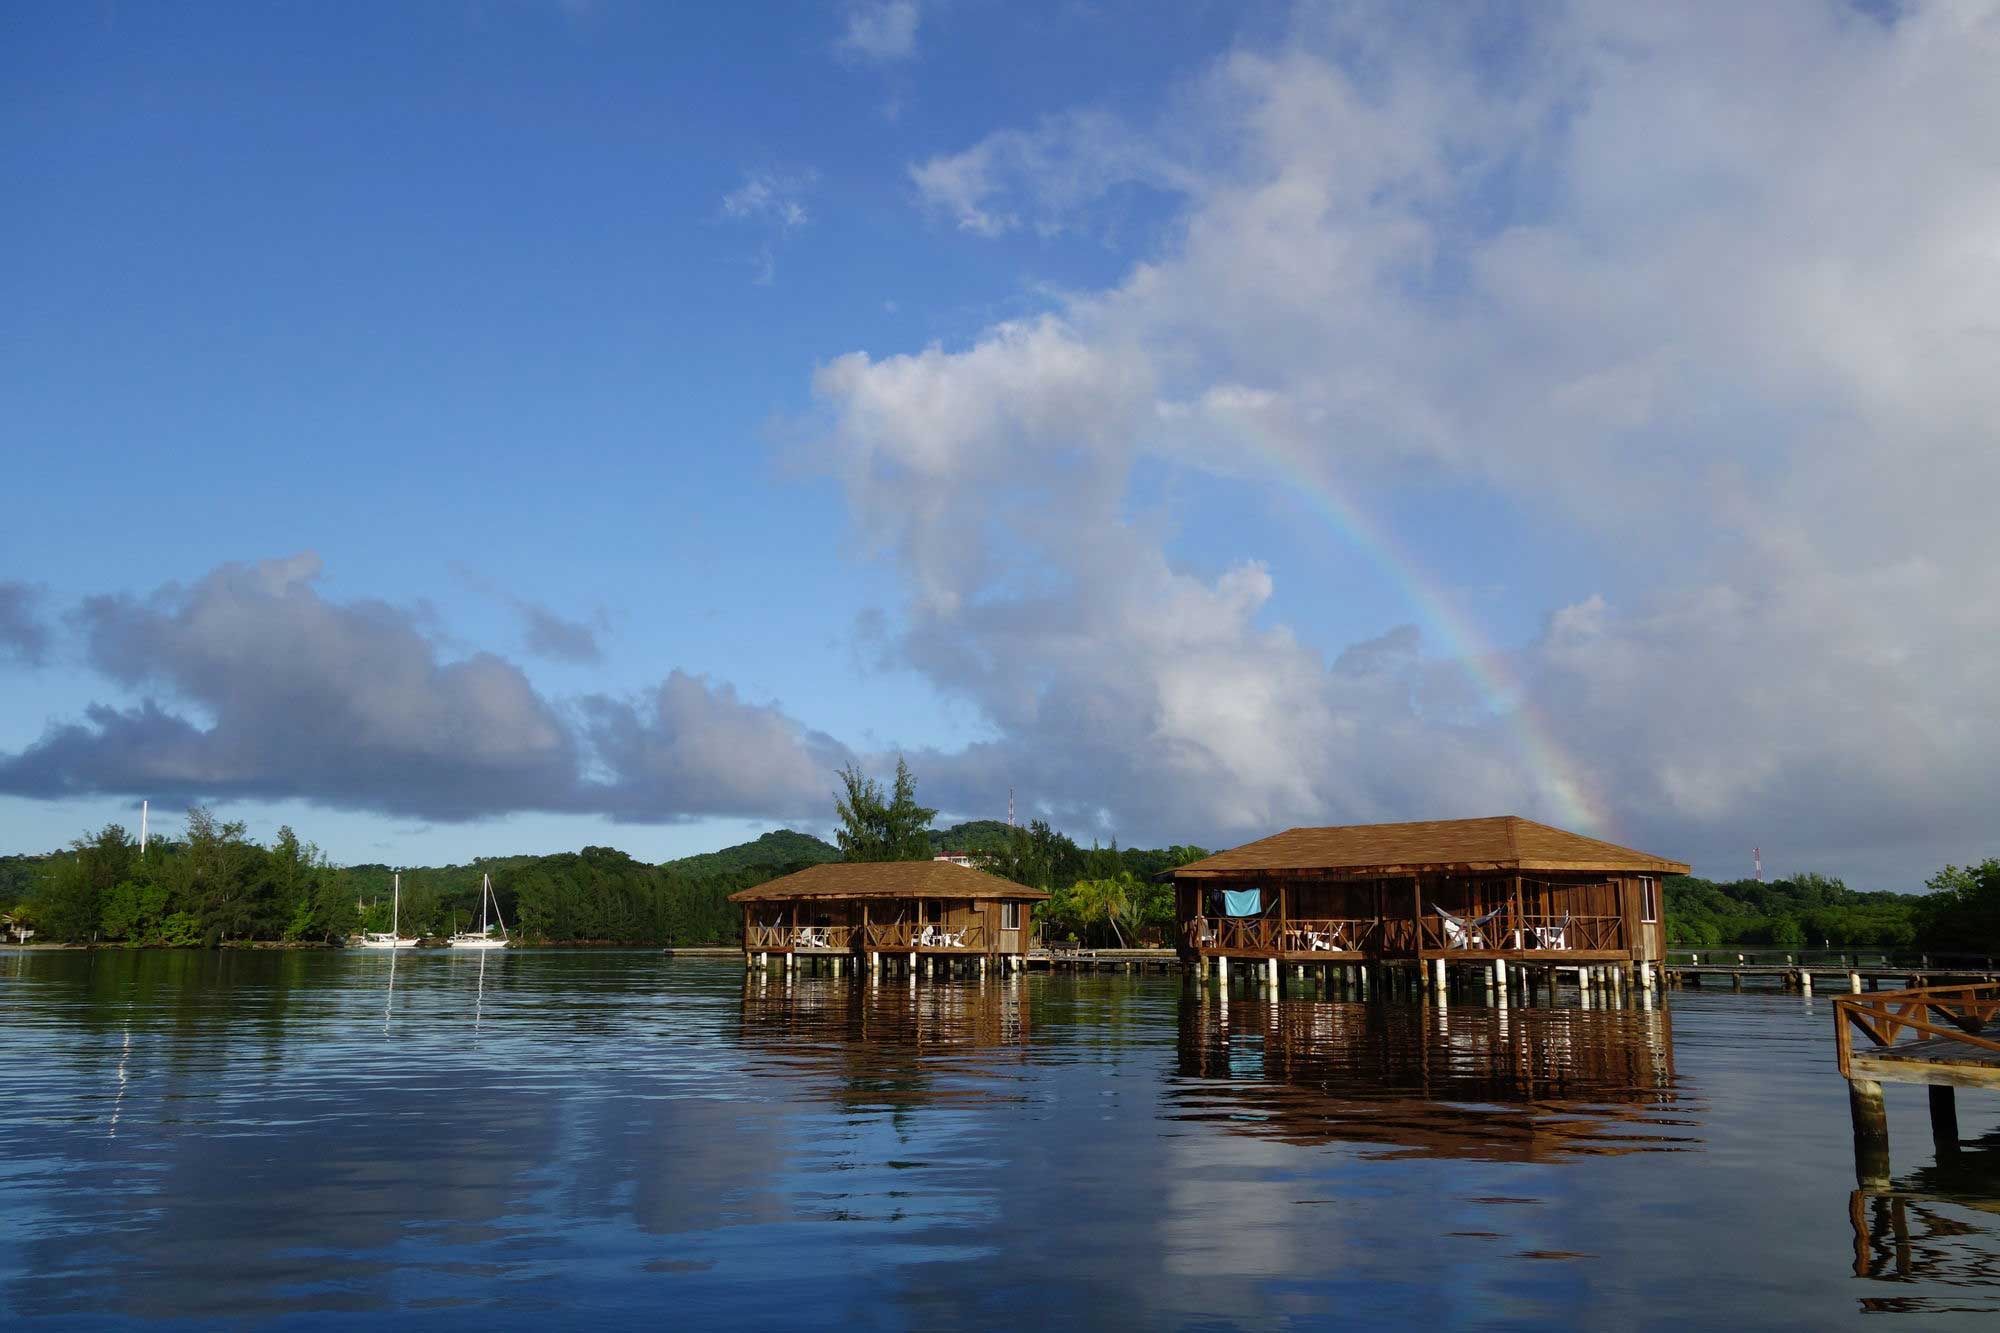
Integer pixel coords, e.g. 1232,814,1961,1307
358,935,420,949
448,935,507,949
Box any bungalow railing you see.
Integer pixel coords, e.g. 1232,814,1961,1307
1185,916,1282,952
1833,981,2000,1078
1417,910,1626,953
1185,917,1377,953
1278,918,1379,953
745,924,857,950
863,921,990,951
1183,911,1629,955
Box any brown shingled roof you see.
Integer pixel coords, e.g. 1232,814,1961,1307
1172,816,1688,877
727,860,1051,902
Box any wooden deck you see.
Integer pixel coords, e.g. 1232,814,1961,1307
1833,982,2000,1185
1849,1036,2000,1089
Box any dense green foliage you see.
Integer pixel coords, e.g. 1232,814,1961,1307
16,811,831,948
18,815,357,948
1664,863,2000,954
833,758,936,861
663,829,838,878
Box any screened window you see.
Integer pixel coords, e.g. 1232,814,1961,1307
1000,902,1021,931
1640,877,1659,924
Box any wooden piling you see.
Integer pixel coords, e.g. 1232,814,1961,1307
1849,1078,1890,1186
1929,1085,1959,1155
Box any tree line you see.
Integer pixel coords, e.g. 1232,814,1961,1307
9,761,1998,952
6,810,820,948
1664,863,2000,953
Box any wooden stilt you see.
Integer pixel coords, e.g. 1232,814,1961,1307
1850,1078,1891,1186
1930,1085,1959,1155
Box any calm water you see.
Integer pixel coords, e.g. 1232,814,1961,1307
4,951,1998,1328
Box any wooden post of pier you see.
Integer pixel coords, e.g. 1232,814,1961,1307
1930,1086,1959,1156
1849,1078,1891,1186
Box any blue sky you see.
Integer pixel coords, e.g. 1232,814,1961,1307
4,2,1997,887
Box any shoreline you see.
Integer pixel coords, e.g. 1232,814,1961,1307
2,939,742,953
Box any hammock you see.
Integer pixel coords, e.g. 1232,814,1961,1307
1434,904,1504,948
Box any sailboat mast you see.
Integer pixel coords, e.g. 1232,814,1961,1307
392,872,400,939
480,873,490,935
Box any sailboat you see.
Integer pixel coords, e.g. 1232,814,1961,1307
448,873,509,950
358,873,419,949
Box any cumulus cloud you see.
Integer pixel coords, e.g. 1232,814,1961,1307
812,1,2000,882
0,555,843,825
0,582,49,666
580,672,851,821
836,0,920,63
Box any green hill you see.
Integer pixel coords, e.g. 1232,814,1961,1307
664,828,840,878
930,820,1017,855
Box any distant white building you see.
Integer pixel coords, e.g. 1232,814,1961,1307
933,851,986,869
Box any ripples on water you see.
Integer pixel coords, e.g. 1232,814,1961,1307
2,949,1998,1327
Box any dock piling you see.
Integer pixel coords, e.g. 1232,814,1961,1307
1849,1078,1891,1186
1929,1086,1959,1156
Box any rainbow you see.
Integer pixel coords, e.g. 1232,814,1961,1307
1249,449,1613,837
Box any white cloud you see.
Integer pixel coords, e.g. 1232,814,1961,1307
813,1,2000,883
909,109,1202,237
720,169,817,285
720,170,814,229
836,0,920,64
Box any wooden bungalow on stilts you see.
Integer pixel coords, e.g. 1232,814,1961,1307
1172,816,1688,996
730,861,1048,980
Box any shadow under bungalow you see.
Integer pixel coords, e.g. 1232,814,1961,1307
1171,816,1688,997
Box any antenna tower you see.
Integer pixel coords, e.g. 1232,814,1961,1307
1008,787,1014,829
1754,846,1762,883
140,799,149,855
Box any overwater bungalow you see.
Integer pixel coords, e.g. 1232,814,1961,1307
1172,816,1688,989
730,861,1049,976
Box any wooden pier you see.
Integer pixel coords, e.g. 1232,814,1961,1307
1834,982,2000,1185
1669,962,2000,994
1030,946,1181,973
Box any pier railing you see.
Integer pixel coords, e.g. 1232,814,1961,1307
1832,981,2000,1078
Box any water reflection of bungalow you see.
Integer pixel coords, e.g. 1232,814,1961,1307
731,861,1048,978
737,974,1034,1111
1174,993,1687,1162
1173,817,1687,989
